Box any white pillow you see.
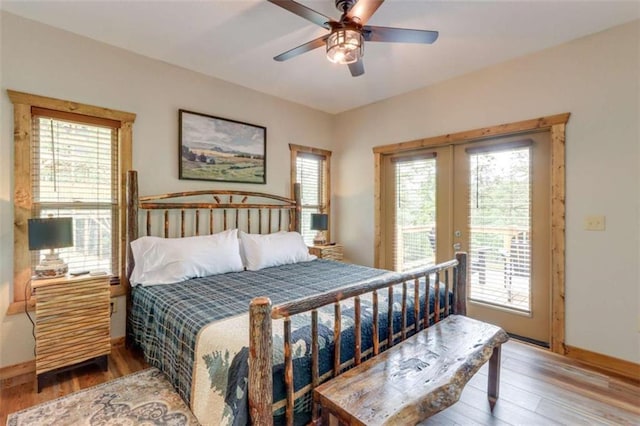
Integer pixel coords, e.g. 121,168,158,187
130,229,244,286
239,230,316,271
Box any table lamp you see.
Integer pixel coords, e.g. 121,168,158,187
28,217,73,279
310,213,328,246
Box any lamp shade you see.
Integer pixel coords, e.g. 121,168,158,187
310,213,328,231
28,217,73,251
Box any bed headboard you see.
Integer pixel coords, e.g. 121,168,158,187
124,170,301,283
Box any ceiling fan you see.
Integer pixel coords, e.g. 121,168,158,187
267,0,439,77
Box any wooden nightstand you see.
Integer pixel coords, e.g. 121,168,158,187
309,244,344,261
32,274,111,392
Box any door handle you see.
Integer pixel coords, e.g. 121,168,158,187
453,243,461,250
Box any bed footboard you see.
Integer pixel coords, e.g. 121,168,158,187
249,252,468,425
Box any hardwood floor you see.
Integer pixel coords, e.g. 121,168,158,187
1,340,638,425
424,341,640,425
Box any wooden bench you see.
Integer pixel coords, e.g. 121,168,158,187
313,315,509,425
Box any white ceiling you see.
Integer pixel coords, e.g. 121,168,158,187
2,1,639,114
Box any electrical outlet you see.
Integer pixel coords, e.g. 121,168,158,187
584,215,605,231
110,299,117,314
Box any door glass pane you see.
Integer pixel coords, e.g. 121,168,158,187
394,157,436,271
468,147,531,312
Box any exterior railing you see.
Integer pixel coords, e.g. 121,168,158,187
397,225,530,310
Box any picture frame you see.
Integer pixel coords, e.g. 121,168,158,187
179,109,266,184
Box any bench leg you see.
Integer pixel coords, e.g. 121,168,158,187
488,345,502,410
321,406,331,425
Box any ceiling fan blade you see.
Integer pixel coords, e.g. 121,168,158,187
267,0,334,29
274,35,328,62
348,59,365,77
346,0,384,25
364,26,439,44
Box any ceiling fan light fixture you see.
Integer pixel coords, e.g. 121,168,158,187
326,28,363,64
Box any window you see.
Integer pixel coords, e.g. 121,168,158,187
9,90,135,309
289,144,332,245
31,109,119,278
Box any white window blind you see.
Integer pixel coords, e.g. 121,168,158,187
467,144,531,312
31,109,119,278
296,153,324,245
394,155,437,272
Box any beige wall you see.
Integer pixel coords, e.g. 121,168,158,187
0,12,334,368
334,20,640,363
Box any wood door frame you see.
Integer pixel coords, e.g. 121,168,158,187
373,113,570,354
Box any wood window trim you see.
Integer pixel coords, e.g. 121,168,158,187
372,112,569,355
7,90,136,315
289,143,332,242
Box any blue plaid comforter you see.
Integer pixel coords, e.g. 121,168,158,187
129,260,451,425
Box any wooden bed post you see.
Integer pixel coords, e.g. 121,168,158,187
249,297,274,425
125,170,139,346
126,170,139,279
454,252,468,315
293,183,301,233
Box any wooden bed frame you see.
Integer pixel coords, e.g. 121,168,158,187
124,170,468,425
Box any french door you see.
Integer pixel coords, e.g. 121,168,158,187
453,132,551,344
381,131,551,345
379,147,452,272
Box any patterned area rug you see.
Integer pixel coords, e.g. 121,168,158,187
7,368,200,425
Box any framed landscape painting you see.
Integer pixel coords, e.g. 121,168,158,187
179,109,266,184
